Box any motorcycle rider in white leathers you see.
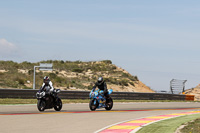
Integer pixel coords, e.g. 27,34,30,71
39,76,55,95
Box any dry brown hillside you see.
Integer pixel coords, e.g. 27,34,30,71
55,65,154,92
185,84,200,101
0,60,155,93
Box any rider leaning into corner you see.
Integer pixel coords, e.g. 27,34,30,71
39,76,55,96
92,77,110,99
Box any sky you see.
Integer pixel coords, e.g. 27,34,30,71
0,0,200,92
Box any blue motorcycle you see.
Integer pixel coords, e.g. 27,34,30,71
89,89,113,111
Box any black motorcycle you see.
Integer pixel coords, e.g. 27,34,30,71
36,87,62,112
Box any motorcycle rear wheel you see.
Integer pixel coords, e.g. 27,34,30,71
37,99,45,112
54,98,62,111
105,97,113,110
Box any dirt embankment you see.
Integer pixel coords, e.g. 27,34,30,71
184,84,200,101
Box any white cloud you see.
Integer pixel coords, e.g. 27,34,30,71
0,38,18,56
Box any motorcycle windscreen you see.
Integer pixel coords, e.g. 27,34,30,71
108,89,113,94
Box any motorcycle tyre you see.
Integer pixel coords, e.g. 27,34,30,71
37,99,45,112
54,98,62,111
105,97,113,110
89,99,98,111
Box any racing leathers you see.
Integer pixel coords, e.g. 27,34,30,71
39,81,55,95
93,81,109,99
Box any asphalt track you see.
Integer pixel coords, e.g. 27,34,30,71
0,102,200,133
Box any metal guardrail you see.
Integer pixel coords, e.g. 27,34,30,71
0,89,186,100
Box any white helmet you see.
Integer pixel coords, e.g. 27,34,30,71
43,76,50,85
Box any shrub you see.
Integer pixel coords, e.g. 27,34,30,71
14,77,25,85
134,76,139,81
119,79,129,86
122,73,139,81
20,61,33,69
104,77,117,84
28,70,34,75
0,72,4,76
129,82,135,86
102,60,112,64
74,60,82,63
112,66,117,69
122,73,129,77
88,85,93,90
49,73,57,79
55,77,62,83
18,79,25,85
72,68,84,73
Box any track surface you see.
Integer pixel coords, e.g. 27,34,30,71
0,102,200,133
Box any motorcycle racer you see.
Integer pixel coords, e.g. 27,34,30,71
92,77,109,99
36,76,62,112
39,76,55,94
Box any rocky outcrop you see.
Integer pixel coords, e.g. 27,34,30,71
184,84,200,101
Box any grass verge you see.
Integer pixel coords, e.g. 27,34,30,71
137,113,200,133
0,98,90,104
180,118,200,133
0,98,197,105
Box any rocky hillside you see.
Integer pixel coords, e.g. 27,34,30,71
0,60,154,93
184,84,200,101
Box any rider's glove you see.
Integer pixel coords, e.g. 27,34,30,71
50,88,54,92
52,89,57,94
92,88,95,92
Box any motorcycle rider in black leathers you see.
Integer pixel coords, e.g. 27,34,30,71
92,77,109,99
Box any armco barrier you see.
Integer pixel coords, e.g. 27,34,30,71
0,89,186,100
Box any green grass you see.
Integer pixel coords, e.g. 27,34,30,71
0,98,90,104
180,118,200,133
137,113,200,133
0,99,37,104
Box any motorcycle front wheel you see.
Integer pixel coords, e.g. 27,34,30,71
37,99,45,112
54,98,62,111
89,99,98,111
